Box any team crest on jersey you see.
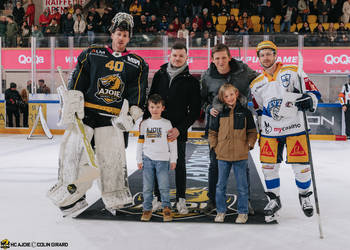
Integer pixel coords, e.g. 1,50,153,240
95,74,124,104
281,74,291,87
267,98,282,121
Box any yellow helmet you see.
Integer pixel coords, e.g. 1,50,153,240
256,40,277,56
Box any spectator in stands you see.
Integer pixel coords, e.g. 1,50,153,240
74,14,86,47
24,0,34,27
342,0,350,23
178,0,191,21
73,7,84,22
317,0,330,23
148,15,159,33
209,0,220,16
159,15,169,33
60,7,69,33
0,16,7,39
5,82,21,127
192,14,204,31
31,24,44,47
115,0,129,14
39,8,51,34
130,0,142,27
261,1,275,33
200,30,211,47
20,88,28,127
19,20,30,47
192,0,202,16
299,21,312,34
326,22,337,43
219,0,230,14
101,7,113,33
237,11,253,33
184,16,192,30
169,5,180,23
50,8,61,25
226,15,239,34
190,22,201,38
26,80,32,93
86,13,97,44
280,6,295,32
143,0,156,22
177,23,189,38
46,18,59,36
166,23,177,38
62,13,74,38
328,0,340,23
171,17,181,32
68,3,74,14
202,8,211,27
12,1,24,28
37,79,50,94
6,15,17,47
298,0,310,23
336,21,349,42
87,7,101,29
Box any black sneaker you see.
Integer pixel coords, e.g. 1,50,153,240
202,201,216,214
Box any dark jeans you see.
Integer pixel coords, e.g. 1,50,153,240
345,104,350,137
208,148,251,205
6,108,20,127
155,140,186,202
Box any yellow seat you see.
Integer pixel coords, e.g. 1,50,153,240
212,16,217,24
274,15,281,24
218,15,228,25
346,23,350,29
297,23,303,31
251,15,260,25
230,8,239,18
333,23,339,30
290,23,296,32
307,15,317,24
322,23,329,31
216,24,226,33
253,23,261,32
274,23,280,32
310,23,318,32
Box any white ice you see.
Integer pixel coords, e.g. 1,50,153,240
0,134,349,250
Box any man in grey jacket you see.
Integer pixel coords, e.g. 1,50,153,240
201,43,259,214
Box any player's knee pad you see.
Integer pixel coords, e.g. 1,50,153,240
262,163,281,194
292,164,311,192
94,126,132,208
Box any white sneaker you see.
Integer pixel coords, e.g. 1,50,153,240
152,197,162,212
176,198,189,214
235,214,248,224
214,213,225,222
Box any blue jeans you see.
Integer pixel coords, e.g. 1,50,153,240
142,155,170,211
264,23,273,33
280,21,291,32
216,159,249,214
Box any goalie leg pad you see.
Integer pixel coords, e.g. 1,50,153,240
47,125,94,207
94,126,133,209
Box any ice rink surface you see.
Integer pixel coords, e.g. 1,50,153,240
0,134,349,250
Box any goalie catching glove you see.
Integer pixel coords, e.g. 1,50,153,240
57,87,84,126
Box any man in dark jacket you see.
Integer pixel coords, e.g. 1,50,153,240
5,82,22,127
148,42,201,214
201,43,259,214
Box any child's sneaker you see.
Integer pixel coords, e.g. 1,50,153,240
163,207,172,222
152,197,162,212
141,211,152,221
235,214,248,224
214,213,225,223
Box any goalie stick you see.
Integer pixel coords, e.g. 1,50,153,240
297,50,324,239
57,66,99,194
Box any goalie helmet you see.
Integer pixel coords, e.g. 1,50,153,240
109,12,134,37
256,40,277,56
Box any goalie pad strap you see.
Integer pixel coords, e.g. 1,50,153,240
84,101,121,115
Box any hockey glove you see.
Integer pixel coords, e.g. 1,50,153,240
57,87,84,126
111,99,134,131
129,105,144,122
295,93,314,112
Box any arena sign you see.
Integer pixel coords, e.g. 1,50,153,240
2,48,350,73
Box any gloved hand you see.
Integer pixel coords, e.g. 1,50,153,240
57,87,84,126
295,93,314,112
129,105,143,122
111,99,134,131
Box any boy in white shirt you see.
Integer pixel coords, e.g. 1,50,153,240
137,94,177,222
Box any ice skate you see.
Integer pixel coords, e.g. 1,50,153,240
299,191,314,217
60,196,88,218
264,192,281,223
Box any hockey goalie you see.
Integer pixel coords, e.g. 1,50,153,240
47,12,149,216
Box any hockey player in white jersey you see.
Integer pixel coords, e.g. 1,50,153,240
250,40,321,222
47,13,148,216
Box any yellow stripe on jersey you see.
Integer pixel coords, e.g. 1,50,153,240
250,75,264,89
84,102,121,115
280,65,298,72
138,138,145,143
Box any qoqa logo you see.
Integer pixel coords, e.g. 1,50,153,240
324,54,350,65
18,55,44,64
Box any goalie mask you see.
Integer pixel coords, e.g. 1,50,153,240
109,12,134,37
